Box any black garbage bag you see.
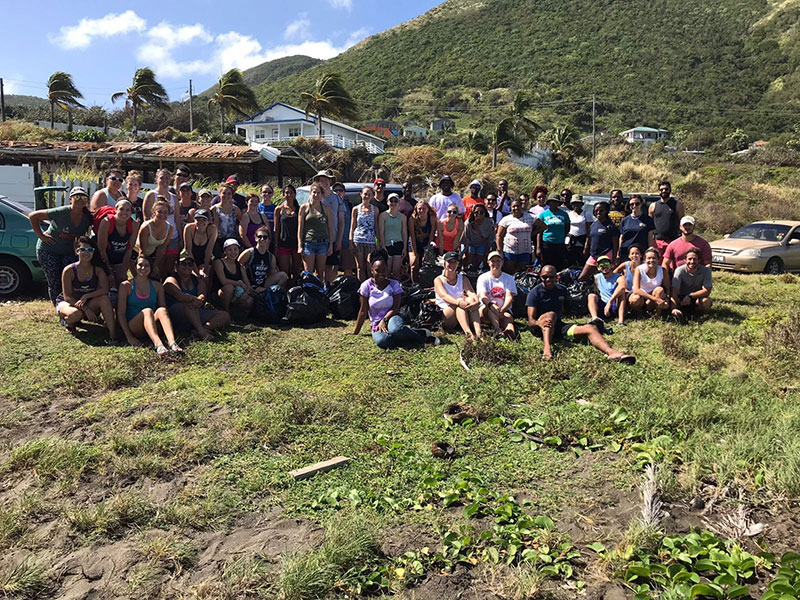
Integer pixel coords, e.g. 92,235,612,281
513,269,541,317
284,272,330,324
399,284,435,323
327,275,361,320
418,263,443,289
460,265,482,291
414,300,443,329
252,285,288,323
565,281,592,316
557,268,574,286
423,242,439,265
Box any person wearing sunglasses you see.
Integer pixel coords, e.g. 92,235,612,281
648,180,685,257
90,168,127,214
619,194,655,260
378,193,408,280
437,203,465,256
527,265,634,363
55,237,118,343
164,252,230,341
239,193,268,249
257,184,277,231
239,226,288,292
29,186,94,304
371,177,391,214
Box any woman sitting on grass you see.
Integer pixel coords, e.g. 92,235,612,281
164,252,230,341
136,198,174,281
56,237,118,343
213,238,254,314
238,226,288,291
631,246,671,317
476,251,517,339
434,251,482,341
352,257,438,348
614,245,643,297
118,255,182,356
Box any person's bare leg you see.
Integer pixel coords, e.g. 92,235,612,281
91,296,118,339
588,293,601,320
219,284,234,312
697,298,712,313
469,308,482,338
409,252,420,283
302,252,315,275
617,296,628,325
455,307,475,341
183,304,208,337
314,254,327,283
140,308,165,347
59,305,83,326
578,263,596,282
572,324,629,360
482,304,502,334
207,310,231,331
154,307,176,346
265,271,289,288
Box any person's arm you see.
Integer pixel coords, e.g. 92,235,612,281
122,222,139,283
454,220,464,249
239,258,252,291
273,205,282,244
238,214,252,248
204,225,218,270
173,197,183,240
213,206,221,232
324,205,335,254
648,202,655,218
611,230,620,263
462,274,479,306
152,225,172,275
154,281,168,309
500,288,514,314
496,224,507,252
676,200,685,221
527,304,540,328
28,209,57,246
335,205,344,251
143,191,155,220
164,276,195,304
351,295,369,334
89,190,106,214
136,223,150,256
60,265,76,305
213,259,231,286
401,214,408,257
609,277,627,303
701,240,712,269
297,205,307,251
662,246,673,270
378,211,387,249
437,221,445,255
647,229,655,251
116,282,140,346
96,218,113,272
183,223,195,257
349,206,357,244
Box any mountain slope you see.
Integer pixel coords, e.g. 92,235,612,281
199,55,321,98
250,0,800,135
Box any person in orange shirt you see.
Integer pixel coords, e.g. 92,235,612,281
462,180,485,221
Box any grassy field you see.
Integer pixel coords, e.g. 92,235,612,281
1,272,799,599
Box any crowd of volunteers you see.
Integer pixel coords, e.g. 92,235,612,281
29,165,714,360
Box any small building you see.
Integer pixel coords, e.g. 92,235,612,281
403,125,428,138
234,102,386,154
620,127,669,147
508,148,551,169
361,120,400,138
430,118,455,132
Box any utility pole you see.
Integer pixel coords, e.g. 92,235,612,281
592,94,597,162
0,78,5,122
188,79,193,132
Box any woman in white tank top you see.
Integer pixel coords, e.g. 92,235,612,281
631,247,671,316
433,251,482,341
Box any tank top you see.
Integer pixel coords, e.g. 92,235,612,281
624,261,636,291
278,209,299,250
304,206,329,243
594,272,619,303
384,212,404,244
353,205,376,245
191,229,209,266
180,202,194,222
414,213,434,243
141,222,171,257
637,264,664,293
435,273,464,310
102,188,120,207
652,198,679,241
248,248,272,287
438,220,460,252
222,259,243,283
167,275,199,307
245,212,266,247
107,220,132,265
126,279,157,321
165,193,179,240
70,263,98,299
217,205,238,240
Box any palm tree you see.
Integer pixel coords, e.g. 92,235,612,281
111,68,169,136
300,73,358,140
540,125,582,170
491,117,525,168
207,69,259,134
509,91,541,146
47,72,84,130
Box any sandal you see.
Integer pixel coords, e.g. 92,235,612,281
155,344,169,357
169,342,184,354
609,354,636,365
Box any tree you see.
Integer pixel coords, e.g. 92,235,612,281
300,73,358,139
539,125,582,170
509,91,541,145
111,67,169,136
491,117,526,168
47,72,84,131
207,69,259,134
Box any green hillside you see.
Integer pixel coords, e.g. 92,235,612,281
199,55,321,98
251,0,800,137
4,94,48,109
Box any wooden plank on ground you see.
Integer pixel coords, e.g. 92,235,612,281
289,456,351,481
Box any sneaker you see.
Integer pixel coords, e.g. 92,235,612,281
59,316,76,333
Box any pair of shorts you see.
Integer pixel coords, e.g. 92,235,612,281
676,295,697,314
468,243,487,255
353,242,376,257
303,241,329,256
277,246,297,256
598,299,619,315
586,251,614,266
414,241,431,256
504,251,532,263
386,241,404,256
530,319,578,340
166,235,181,254
167,303,216,332
232,285,246,300
326,250,341,265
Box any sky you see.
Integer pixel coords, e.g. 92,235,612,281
0,0,439,107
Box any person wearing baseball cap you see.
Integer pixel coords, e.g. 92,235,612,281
428,175,465,221
313,170,345,284
662,215,712,270
433,250,482,341
29,186,94,304
217,174,246,211
462,179,485,221
183,207,217,284
178,182,196,225
587,254,628,328
213,238,254,313
476,251,518,339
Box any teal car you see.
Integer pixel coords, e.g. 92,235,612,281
0,195,45,297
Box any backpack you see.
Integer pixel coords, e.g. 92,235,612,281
252,285,288,323
93,206,133,238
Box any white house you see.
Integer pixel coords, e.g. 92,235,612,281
403,125,428,138
234,102,386,154
620,127,669,147
508,148,551,169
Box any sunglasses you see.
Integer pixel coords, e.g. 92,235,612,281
108,176,124,183
77,247,95,253
375,182,385,186
447,210,458,214
389,199,399,203
659,188,670,193
255,235,270,240
560,192,571,196
541,275,555,280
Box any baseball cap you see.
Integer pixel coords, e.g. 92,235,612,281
680,216,696,226
373,177,386,185
597,255,612,265
443,251,460,262
178,182,192,191
570,196,584,204
194,208,211,220
439,175,454,185
469,179,482,189
225,174,239,184
178,250,195,264
546,196,561,204
487,250,503,261
387,193,400,202
223,238,240,249
198,188,212,198
69,186,88,198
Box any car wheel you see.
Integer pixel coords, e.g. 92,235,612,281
764,257,784,275
0,256,32,297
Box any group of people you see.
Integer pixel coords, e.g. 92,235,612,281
28,166,712,360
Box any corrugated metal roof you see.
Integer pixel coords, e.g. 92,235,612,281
0,141,259,159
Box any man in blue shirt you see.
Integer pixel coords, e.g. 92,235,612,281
536,196,570,270
526,265,635,363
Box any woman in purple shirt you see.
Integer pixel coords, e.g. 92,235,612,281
351,258,439,348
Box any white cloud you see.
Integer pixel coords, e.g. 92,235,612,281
284,13,311,40
329,0,353,10
49,10,146,50
137,22,214,78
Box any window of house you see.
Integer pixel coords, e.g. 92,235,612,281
288,127,300,137
255,129,265,140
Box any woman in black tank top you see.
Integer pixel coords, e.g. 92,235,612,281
238,226,289,291
213,238,254,313
183,209,218,284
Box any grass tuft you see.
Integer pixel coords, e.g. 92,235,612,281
3,437,102,481
66,493,155,538
0,559,47,598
